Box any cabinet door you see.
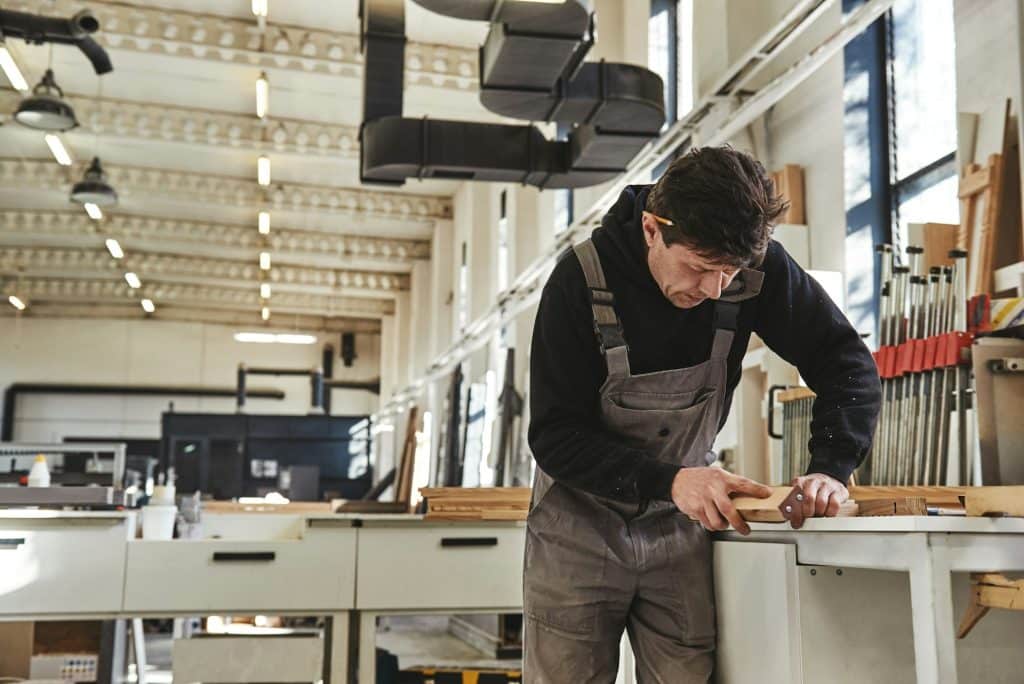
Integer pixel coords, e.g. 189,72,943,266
124,527,357,612
713,541,802,683
357,524,525,610
0,518,128,616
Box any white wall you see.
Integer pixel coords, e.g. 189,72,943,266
0,318,380,442
708,0,847,273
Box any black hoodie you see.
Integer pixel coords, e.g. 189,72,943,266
528,184,882,503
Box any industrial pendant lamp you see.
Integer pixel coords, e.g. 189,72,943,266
70,157,118,207
14,69,78,131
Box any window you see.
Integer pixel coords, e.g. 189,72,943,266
889,0,958,247
676,0,694,118
842,0,958,344
649,0,678,126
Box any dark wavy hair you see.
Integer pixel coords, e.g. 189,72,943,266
645,145,787,267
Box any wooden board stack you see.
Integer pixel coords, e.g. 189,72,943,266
421,487,531,521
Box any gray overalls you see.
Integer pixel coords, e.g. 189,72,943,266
523,239,763,683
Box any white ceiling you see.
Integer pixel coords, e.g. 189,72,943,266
0,0,495,328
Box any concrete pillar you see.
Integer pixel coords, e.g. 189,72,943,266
395,291,413,388
378,314,399,409
408,260,432,380
429,219,455,362
512,186,556,390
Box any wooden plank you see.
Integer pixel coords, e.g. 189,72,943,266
732,486,858,522
959,162,982,251
959,166,993,198
957,587,990,638
330,500,410,514
974,573,1024,589
772,164,806,225
993,109,1022,279
856,499,896,517
394,406,419,506
420,486,532,496
849,486,966,506
733,486,792,515
738,501,859,523
907,223,958,269
963,486,1024,517
977,583,1024,610
893,497,928,516
421,486,532,521
979,153,1004,294
856,497,927,517
777,387,816,403
426,509,527,521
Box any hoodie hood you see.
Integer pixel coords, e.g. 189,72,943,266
591,184,662,293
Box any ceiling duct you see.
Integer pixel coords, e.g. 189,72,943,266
0,8,112,74
359,0,665,189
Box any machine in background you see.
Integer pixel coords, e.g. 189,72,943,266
161,412,373,501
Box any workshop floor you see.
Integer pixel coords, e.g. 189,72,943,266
127,616,520,681
377,615,522,671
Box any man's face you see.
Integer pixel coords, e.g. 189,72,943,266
641,211,740,309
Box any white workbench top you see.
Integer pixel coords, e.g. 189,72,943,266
727,515,1024,535
0,509,131,520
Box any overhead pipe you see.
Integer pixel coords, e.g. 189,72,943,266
374,0,898,418
0,8,112,74
2,383,285,441
359,0,665,188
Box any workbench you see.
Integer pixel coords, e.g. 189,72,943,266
0,510,524,684
3,511,1022,683
712,516,1024,684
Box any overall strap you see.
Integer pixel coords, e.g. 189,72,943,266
573,240,630,377
710,268,764,359
710,301,739,360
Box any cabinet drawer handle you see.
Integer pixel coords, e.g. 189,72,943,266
440,537,498,548
0,537,26,549
212,551,276,562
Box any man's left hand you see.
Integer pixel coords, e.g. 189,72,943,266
789,473,848,529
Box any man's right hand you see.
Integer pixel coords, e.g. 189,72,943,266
670,467,773,535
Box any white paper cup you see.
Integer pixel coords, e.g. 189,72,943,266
142,504,177,540
151,484,176,506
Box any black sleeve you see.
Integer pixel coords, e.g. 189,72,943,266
527,257,681,503
754,241,882,484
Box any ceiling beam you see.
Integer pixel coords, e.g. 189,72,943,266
2,277,396,319
4,0,477,90
0,301,384,333
0,246,410,297
0,91,360,159
0,158,453,225
0,211,431,270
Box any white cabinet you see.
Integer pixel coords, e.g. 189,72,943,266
356,522,525,610
0,515,129,616
123,524,357,613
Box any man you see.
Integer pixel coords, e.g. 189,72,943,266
524,146,881,682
